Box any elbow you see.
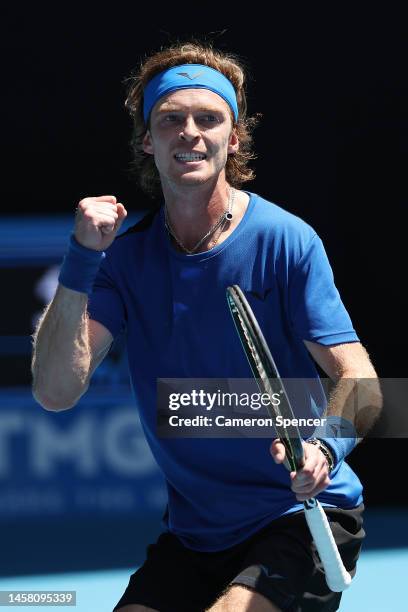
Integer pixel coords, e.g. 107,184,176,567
350,375,383,437
32,387,82,412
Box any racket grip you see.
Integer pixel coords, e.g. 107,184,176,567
303,498,352,592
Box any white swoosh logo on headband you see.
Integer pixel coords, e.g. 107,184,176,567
176,71,204,80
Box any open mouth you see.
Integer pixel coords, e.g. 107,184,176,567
174,152,207,162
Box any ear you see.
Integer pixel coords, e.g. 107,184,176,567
142,130,154,155
227,129,239,155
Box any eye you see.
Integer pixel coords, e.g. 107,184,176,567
164,114,180,122
199,114,218,123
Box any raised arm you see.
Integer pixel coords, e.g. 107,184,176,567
31,195,127,411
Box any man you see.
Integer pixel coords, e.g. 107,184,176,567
32,42,381,611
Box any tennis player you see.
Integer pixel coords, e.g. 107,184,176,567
32,42,382,611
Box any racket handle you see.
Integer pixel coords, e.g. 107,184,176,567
303,498,352,592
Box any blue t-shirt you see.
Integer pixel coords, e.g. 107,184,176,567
88,192,363,551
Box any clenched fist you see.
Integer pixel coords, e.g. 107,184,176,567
74,195,127,251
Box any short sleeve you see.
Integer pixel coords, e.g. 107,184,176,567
289,234,359,345
87,257,126,339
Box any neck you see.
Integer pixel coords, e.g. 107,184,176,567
163,177,231,252
162,180,250,254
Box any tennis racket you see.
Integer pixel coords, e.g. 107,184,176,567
226,284,351,592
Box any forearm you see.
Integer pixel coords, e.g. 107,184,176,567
32,284,91,410
313,372,383,469
326,372,383,438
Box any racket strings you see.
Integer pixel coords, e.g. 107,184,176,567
229,292,302,471
233,301,284,414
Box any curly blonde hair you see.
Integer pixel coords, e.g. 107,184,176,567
124,41,260,198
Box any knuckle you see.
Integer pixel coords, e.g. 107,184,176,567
79,196,95,205
100,203,116,212
77,200,88,211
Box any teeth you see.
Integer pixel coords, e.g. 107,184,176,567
175,153,206,161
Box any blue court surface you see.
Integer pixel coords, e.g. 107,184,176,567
0,548,406,611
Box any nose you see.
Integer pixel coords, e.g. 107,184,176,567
179,116,200,142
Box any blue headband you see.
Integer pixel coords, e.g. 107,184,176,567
143,64,239,123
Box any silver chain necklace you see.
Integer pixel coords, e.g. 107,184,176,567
164,188,235,255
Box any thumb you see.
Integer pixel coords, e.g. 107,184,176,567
115,203,128,230
270,438,286,464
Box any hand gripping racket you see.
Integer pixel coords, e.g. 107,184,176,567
226,285,351,592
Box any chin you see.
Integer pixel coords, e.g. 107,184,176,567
174,172,210,186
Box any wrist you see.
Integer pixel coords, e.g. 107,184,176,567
306,438,335,473
58,234,105,294
311,416,358,468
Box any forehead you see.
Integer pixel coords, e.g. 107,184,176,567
152,88,231,115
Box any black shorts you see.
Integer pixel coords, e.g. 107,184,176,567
113,504,365,612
